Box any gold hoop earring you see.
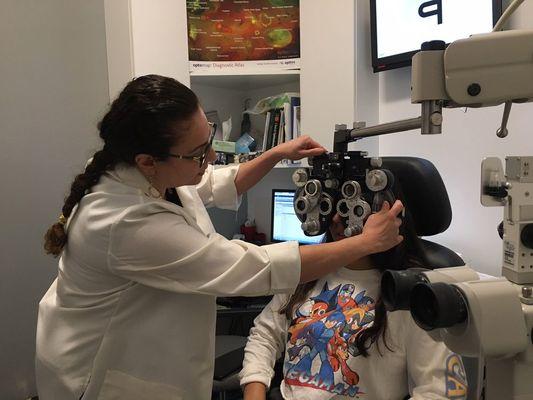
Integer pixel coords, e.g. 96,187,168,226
147,175,162,199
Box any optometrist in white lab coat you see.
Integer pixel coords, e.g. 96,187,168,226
36,75,404,400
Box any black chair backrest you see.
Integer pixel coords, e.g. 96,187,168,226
381,157,452,236
381,157,464,268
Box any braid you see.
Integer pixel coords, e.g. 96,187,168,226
44,148,115,257
44,75,200,258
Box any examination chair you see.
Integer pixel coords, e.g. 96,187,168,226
380,157,479,400
213,157,477,400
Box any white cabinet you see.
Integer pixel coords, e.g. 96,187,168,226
104,0,190,100
103,0,377,153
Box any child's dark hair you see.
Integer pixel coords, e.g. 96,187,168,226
280,191,423,357
44,75,199,257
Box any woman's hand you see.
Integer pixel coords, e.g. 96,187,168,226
361,200,404,254
272,135,327,161
235,136,326,195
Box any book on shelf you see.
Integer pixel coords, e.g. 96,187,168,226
292,105,301,138
261,95,300,151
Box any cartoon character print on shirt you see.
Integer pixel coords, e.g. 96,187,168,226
339,287,375,358
445,354,468,399
284,283,376,397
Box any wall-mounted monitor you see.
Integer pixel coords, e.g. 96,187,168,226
370,0,503,72
271,190,325,245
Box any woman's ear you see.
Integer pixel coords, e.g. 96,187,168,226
134,154,157,177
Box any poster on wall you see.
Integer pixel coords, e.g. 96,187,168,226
186,0,300,73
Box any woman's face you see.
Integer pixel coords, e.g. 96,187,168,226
156,107,217,189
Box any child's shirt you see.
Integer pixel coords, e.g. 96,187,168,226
240,267,468,400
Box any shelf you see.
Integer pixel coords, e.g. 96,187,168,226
190,69,300,76
213,160,307,170
274,159,309,168
190,70,300,90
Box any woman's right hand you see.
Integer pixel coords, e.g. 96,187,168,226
360,200,404,254
298,200,404,283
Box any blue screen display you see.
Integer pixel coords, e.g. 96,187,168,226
272,190,325,245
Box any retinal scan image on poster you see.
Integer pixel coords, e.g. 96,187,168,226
186,0,300,67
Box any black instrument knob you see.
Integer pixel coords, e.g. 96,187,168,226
497,221,504,240
421,40,446,51
521,224,533,249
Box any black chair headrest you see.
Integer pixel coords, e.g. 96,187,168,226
381,157,452,236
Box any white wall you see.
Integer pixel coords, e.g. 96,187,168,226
0,1,109,398
376,3,533,276
192,83,247,141
300,0,379,155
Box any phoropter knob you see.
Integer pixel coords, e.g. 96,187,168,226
292,169,309,187
344,225,362,237
302,220,320,234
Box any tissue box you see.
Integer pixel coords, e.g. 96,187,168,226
235,133,256,153
212,140,236,154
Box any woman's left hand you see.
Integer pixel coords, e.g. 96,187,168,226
273,135,327,161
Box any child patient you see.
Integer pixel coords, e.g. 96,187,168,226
240,194,468,400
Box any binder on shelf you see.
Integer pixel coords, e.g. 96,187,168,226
270,109,282,149
262,110,273,152
283,102,292,142
278,110,285,146
265,110,279,151
283,95,300,142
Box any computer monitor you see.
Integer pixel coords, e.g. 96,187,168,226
271,189,325,245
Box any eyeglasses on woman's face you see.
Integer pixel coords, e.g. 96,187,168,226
166,122,216,167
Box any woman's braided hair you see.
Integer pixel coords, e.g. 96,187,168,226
44,74,199,256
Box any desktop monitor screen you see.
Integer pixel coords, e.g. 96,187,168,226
370,0,502,72
271,189,325,245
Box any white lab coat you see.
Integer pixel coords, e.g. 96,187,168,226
36,163,301,400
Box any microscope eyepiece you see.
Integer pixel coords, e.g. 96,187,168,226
381,269,428,311
410,282,468,331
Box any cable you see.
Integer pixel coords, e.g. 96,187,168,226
493,0,527,31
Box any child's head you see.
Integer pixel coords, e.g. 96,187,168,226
325,186,423,272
